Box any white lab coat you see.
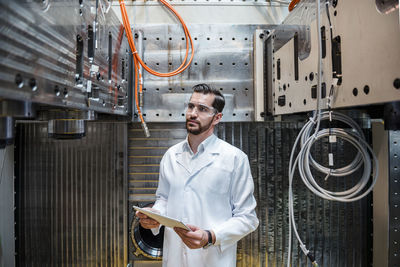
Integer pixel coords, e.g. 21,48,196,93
152,134,259,267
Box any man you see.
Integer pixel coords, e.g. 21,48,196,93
136,83,259,267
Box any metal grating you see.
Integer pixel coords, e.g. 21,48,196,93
15,121,128,266
128,121,372,266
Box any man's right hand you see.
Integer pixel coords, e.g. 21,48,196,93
136,208,160,229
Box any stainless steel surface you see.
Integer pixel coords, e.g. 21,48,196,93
389,130,400,266
113,1,289,25
0,1,129,115
130,24,274,122
128,121,372,266
0,100,35,118
0,117,15,147
0,145,15,267
269,0,400,115
37,109,97,120
253,29,265,121
372,121,389,267
15,121,128,266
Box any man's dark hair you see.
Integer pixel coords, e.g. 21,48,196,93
192,83,225,113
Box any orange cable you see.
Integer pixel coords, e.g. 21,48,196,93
289,0,301,11
119,0,194,77
118,0,194,126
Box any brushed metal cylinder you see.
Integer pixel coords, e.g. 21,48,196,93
48,119,86,139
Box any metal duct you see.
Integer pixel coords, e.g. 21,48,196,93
15,121,128,266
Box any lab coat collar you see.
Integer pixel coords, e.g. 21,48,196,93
176,134,220,175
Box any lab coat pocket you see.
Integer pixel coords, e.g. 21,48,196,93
202,166,231,195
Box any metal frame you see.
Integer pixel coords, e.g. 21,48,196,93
372,121,389,267
0,145,15,267
253,29,265,121
389,130,400,266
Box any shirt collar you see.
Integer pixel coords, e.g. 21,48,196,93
182,134,218,155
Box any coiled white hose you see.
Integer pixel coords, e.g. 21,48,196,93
287,111,378,266
298,112,378,202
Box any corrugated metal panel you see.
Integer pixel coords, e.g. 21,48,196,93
128,121,372,266
15,121,128,267
128,123,187,204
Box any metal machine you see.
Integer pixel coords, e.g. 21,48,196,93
0,0,399,266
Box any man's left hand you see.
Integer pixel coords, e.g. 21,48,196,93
174,225,210,249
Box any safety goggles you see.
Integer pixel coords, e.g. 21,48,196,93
185,102,217,117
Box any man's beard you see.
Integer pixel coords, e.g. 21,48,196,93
186,117,214,135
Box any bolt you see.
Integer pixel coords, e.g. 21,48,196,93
15,73,24,88
29,78,37,91
259,33,264,39
54,85,60,96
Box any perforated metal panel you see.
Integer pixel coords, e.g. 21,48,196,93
130,24,275,122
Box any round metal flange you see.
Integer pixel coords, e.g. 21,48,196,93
131,217,164,260
48,119,86,139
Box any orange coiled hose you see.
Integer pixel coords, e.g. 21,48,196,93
119,0,194,126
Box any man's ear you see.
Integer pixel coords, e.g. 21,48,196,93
212,113,223,126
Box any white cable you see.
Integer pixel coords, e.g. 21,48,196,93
287,0,378,266
287,0,323,265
